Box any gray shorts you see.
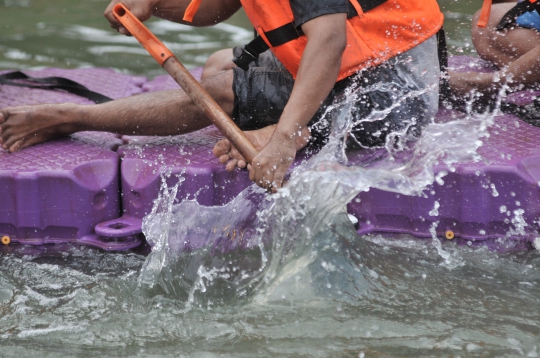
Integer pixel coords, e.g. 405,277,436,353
232,36,440,147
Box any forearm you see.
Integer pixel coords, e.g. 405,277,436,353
274,14,346,140
151,0,242,26
104,0,241,34
246,13,346,189
450,44,540,96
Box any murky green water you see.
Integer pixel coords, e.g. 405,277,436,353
0,0,476,76
1,1,540,357
0,0,253,76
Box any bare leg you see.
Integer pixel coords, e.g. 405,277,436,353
471,3,540,67
449,3,540,98
201,48,236,80
0,69,234,152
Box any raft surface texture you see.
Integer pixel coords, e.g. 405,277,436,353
1,62,539,251
0,68,140,250
350,110,540,247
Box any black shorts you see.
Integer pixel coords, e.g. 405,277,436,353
231,47,294,131
231,37,439,148
231,48,349,146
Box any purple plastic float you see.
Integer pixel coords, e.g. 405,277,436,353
0,68,143,250
351,110,540,246
0,59,539,251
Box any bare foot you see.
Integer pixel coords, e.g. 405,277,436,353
0,103,78,152
212,124,311,171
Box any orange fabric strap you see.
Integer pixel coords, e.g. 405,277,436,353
183,0,202,22
349,0,365,17
476,0,492,27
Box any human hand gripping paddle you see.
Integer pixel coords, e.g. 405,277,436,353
112,4,259,169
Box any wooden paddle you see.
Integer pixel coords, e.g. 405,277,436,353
112,3,258,164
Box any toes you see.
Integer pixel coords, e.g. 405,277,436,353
13,134,43,152
229,147,247,164
2,130,25,152
225,159,238,172
219,154,231,164
213,138,231,158
1,133,14,151
9,139,24,153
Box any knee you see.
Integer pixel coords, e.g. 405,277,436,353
202,48,236,79
200,69,235,113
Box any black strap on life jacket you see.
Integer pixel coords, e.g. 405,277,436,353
233,0,388,71
436,28,451,103
496,0,540,31
232,24,301,71
0,71,112,104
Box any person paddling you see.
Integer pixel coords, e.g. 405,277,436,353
1,0,444,190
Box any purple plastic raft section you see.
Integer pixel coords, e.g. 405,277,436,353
111,59,540,249
349,58,540,246
350,111,540,245
97,127,254,238
0,68,145,250
343,58,540,246
115,110,540,248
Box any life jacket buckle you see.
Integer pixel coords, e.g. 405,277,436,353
233,47,259,71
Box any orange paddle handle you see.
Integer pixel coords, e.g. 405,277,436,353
477,0,492,28
112,4,174,65
112,3,259,164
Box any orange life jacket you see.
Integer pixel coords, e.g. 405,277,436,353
184,0,444,81
477,0,493,27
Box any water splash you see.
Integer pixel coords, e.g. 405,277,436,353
138,73,496,305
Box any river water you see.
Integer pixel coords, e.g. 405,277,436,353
1,1,540,357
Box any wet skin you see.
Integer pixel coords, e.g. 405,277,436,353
0,0,347,191
449,2,540,99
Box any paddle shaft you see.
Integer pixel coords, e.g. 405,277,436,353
112,4,258,164
161,57,258,164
